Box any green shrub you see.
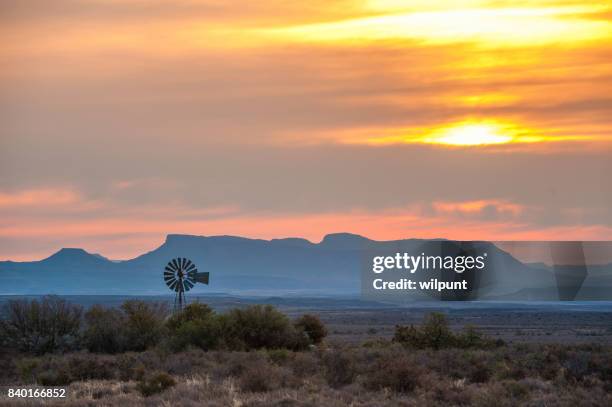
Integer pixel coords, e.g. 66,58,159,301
222,305,306,350
394,324,427,348
136,371,176,396
394,312,497,350
420,312,455,350
0,296,82,354
294,314,328,345
456,325,502,349
121,300,168,351
82,305,126,353
82,301,168,353
165,303,220,351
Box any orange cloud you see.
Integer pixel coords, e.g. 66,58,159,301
432,199,523,218
0,188,80,208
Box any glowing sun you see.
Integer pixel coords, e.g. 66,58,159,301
423,123,513,146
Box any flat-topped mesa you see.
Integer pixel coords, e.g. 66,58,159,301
164,234,201,245
270,237,314,248
164,234,258,246
318,233,371,250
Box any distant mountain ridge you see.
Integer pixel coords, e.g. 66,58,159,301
1,233,611,299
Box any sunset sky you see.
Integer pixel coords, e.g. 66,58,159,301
1,0,611,260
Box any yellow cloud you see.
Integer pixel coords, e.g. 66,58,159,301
261,4,611,47
331,120,604,148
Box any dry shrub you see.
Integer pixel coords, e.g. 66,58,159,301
221,352,268,378
238,365,281,393
420,376,476,406
290,352,319,378
114,351,168,382
237,358,295,393
322,350,357,388
267,348,291,365
161,348,213,376
363,354,424,393
425,349,493,384
17,353,118,386
136,371,176,397
563,350,592,382
68,379,134,402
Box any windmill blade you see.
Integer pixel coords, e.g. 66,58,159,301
165,263,178,272
181,258,187,269
174,280,182,292
194,272,209,285
171,258,180,271
168,279,178,291
185,263,196,272
184,280,195,291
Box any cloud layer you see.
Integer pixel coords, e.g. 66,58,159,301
1,0,611,259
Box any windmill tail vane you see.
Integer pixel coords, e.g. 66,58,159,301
163,257,209,312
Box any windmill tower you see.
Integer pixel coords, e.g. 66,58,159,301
163,258,209,312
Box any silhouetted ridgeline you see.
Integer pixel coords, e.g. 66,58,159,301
1,234,611,299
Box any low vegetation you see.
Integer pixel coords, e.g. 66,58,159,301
0,296,326,355
1,297,611,406
0,296,82,354
393,312,503,350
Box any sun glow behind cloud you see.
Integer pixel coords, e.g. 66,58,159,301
329,120,601,148
262,5,611,47
423,123,514,146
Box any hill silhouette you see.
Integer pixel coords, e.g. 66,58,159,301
1,233,610,299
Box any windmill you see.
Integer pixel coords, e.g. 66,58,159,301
163,258,209,311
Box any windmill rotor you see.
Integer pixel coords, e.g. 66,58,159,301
164,257,209,311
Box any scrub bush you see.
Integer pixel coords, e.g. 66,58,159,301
0,296,82,354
